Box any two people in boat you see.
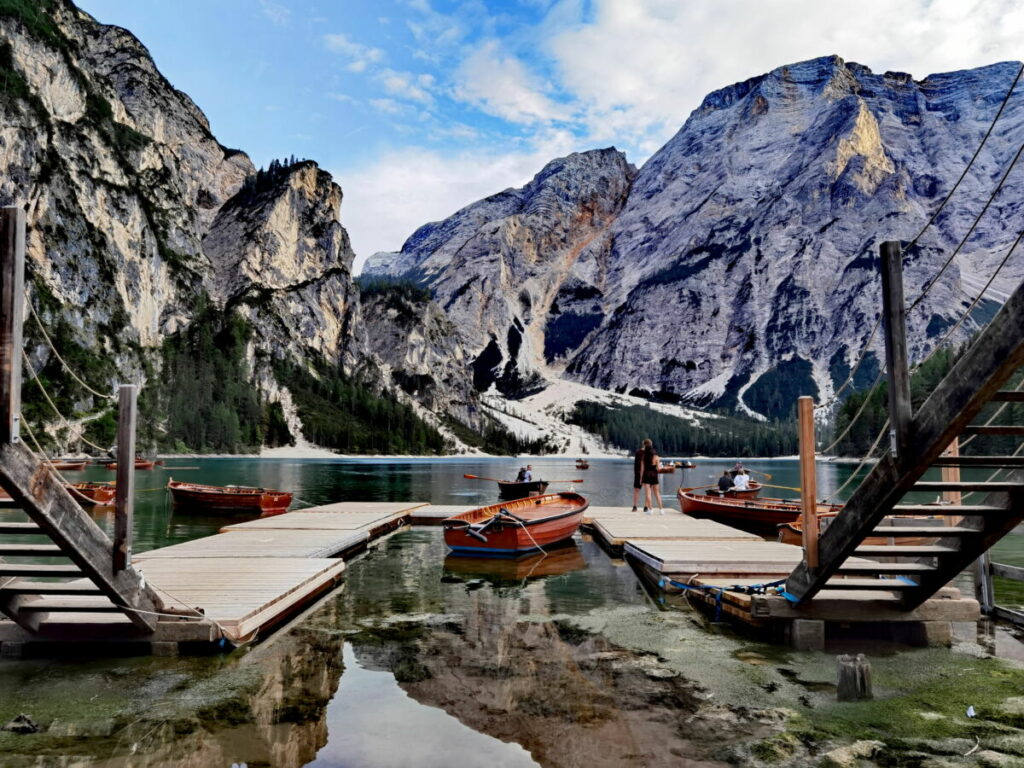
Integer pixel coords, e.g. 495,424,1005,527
631,438,664,514
515,465,534,483
714,467,751,495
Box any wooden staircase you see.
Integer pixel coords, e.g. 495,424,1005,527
785,258,1024,609
0,441,163,635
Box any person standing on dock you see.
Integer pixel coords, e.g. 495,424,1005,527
632,439,650,511
641,441,664,514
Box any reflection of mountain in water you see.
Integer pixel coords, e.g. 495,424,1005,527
345,531,724,768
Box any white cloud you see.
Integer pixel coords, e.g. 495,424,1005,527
259,0,289,26
454,40,571,125
377,68,435,104
369,98,407,115
547,0,1024,158
323,32,386,70
338,131,580,269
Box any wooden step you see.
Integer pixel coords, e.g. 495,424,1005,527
912,482,1024,493
0,564,81,577
961,425,1024,436
871,525,979,537
991,391,1024,402
18,599,121,614
932,456,1024,467
837,562,935,575
891,504,1006,515
0,522,41,535
0,581,101,595
0,544,62,556
854,545,956,557
822,578,916,590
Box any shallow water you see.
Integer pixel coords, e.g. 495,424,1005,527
1,457,1023,766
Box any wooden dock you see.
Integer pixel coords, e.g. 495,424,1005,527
583,506,980,649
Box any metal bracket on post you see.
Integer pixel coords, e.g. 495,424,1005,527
113,384,137,571
880,241,912,459
0,207,24,445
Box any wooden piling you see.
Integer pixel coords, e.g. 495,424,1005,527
113,385,137,571
837,654,872,700
880,241,912,458
798,396,818,569
0,207,24,445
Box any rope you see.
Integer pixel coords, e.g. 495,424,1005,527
822,417,890,503
820,369,885,455
908,141,1024,313
818,316,883,409
20,417,105,505
26,301,115,400
22,351,109,454
658,577,787,621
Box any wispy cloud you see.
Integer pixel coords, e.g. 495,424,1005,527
377,68,435,104
259,0,289,26
323,32,386,70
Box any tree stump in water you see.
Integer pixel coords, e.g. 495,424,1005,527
837,653,872,701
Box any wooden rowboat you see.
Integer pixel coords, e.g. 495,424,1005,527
575,459,590,470
47,460,87,471
657,465,676,474
778,512,942,548
686,481,763,500
65,481,116,507
167,479,293,516
497,479,550,499
443,492,588,554
678,488,843,535
105,459,156,471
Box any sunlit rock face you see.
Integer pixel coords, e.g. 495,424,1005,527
369,56,1024,417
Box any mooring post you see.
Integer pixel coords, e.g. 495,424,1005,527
941,437,962,514
880,241,912,459
798,396,819,569
113,384,137,571
837,654,873,701
0,207,24,445
974,551,994,613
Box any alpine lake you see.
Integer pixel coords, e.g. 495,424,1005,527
1,457,1024,767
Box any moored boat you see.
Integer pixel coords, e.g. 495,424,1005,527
105,459,156,471
657,464,676,474
442,492,588,554
47,460,87,471
497,479,550,499
778,512,942,548
65,481,116,507
678,488,842,535
686,481,763,500
167,479,293,516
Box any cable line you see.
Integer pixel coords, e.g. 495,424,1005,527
27,301,114,401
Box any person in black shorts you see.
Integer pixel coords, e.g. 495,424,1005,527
641,441,664,514
631,439,650,511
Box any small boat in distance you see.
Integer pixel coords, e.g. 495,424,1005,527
575,459,590,470
678,488,842,536
674,460,697,469
443,492,588,554
47,460,87,471
167,479,293,516
66,482,116,507
105,459,156,471
657,464,676,474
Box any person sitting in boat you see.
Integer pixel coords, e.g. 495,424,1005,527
522,465,534,482
515,467,527,482
732,470,751,491
716,470,734,494
730,461,745,478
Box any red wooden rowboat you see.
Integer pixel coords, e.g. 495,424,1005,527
778,511,942,547
167,479,293,516
678,488,843,535
105,459,156,471
657,464,675,474
443,492,588,554
685,481,763,500
47,460,87,471
65,481,116,507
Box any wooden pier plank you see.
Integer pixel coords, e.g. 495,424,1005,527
408,504,476,525
134,529,368,560
586,507,761,547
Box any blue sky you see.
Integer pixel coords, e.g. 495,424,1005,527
76,1,1024,269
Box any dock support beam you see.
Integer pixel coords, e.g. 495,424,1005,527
880,241,912,458
113,384,137,571
0,207,24,445
798,396,819,569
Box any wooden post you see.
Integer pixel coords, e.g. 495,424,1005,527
941,437,961,519
113,384,137,571
974,551,994,613
0,207,24,445
880,241,912,459
798,396,819,569
837,654,873,701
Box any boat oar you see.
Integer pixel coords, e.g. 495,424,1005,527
747,469,773,481
546,479,585,484
761,482,803,493
463,473,504,482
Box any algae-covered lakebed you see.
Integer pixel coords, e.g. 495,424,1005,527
3,527,1024,767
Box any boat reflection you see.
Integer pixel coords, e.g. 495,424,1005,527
442,540,587,584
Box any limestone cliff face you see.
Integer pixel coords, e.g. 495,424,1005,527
0,1,468,448
365,148,636,398
369,56,1024,418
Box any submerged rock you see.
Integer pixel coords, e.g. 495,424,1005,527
2,714,38,734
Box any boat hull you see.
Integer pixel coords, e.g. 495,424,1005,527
443,493,587,554
778,514,939,548
66,482,116,507
48,461,86,471
678,489,842,535
105,460,156,471
168,482,293,517
496,480,550,499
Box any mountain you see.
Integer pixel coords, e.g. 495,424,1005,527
367,56,1024,420
0,0,477,454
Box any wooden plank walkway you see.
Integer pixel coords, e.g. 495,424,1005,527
134,529,370,560
585,506,760,548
